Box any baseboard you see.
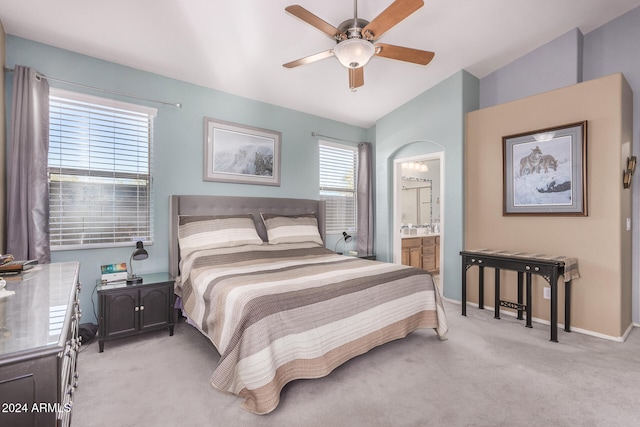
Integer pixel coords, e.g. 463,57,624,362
456,300,635,342
620,322,635,341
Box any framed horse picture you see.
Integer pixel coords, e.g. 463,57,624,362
502,121,587,216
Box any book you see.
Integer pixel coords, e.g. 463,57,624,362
101,263,128,282
0,259,37,273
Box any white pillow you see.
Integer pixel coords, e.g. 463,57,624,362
260,213,323,245
178,214,262,258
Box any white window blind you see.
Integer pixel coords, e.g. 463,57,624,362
319,141,357,234
48,89,157,249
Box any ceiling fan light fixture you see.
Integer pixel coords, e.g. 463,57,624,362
333,38,375,69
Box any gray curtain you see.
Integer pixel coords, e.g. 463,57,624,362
356,142,373,255
6,66,51,262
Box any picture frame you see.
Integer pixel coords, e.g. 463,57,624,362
503,121,587,216
204,118,281,186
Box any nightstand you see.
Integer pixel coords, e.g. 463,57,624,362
97,272,174,352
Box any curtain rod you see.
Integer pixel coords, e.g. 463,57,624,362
311,132,360,144
4,66,182,108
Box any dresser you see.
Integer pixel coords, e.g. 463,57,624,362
0,262,81,427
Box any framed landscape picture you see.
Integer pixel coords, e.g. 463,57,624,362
204,118,281,186
503,121,587,216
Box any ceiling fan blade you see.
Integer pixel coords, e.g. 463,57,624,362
349,67,364,90
285,5,346,40
362,0,424,40
375,43,434,65
283,49,335,68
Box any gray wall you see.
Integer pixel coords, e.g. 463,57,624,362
478,6,640,324
480,28,583,109
583,6,640,324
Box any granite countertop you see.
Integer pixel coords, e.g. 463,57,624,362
401,232,440,238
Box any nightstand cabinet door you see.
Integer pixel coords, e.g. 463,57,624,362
103,288,139,337
98,274,174,352
140,286,171,330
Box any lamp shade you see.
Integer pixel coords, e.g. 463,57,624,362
335,231,353,254
131,241,148,261
334,39,375,68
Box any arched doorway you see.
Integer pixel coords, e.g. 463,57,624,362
392,151,445,292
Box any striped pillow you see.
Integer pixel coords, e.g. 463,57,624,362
261,213,323,245
178,215,263,258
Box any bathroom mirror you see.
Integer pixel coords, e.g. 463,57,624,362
401,182,432,226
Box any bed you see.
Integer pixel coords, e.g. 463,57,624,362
169,195,448,414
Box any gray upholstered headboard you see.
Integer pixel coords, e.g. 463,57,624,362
168,195,326,277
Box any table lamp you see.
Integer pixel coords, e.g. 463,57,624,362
334,231,353,255
127,241,148,285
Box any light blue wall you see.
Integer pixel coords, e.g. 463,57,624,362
480,28,583,109
372,70,479,301
5,35,367,323
6,4,640,323
583,6,640,324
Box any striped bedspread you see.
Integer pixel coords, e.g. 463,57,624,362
175,242,448,414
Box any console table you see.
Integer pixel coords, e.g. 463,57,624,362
460,249,579,342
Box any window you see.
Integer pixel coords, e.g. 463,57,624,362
319,141,357,234
48,89,156,249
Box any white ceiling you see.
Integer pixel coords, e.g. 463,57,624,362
1,0,640,128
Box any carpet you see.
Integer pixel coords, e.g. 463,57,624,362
73,301,640,426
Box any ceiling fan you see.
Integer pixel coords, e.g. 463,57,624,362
283,0,435,91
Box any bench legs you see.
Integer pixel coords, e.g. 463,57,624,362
564,280,572,332
463,266,563,340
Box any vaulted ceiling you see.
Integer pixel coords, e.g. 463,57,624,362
1,0,639,127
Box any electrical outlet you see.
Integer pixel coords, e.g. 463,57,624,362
543,287,551,299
